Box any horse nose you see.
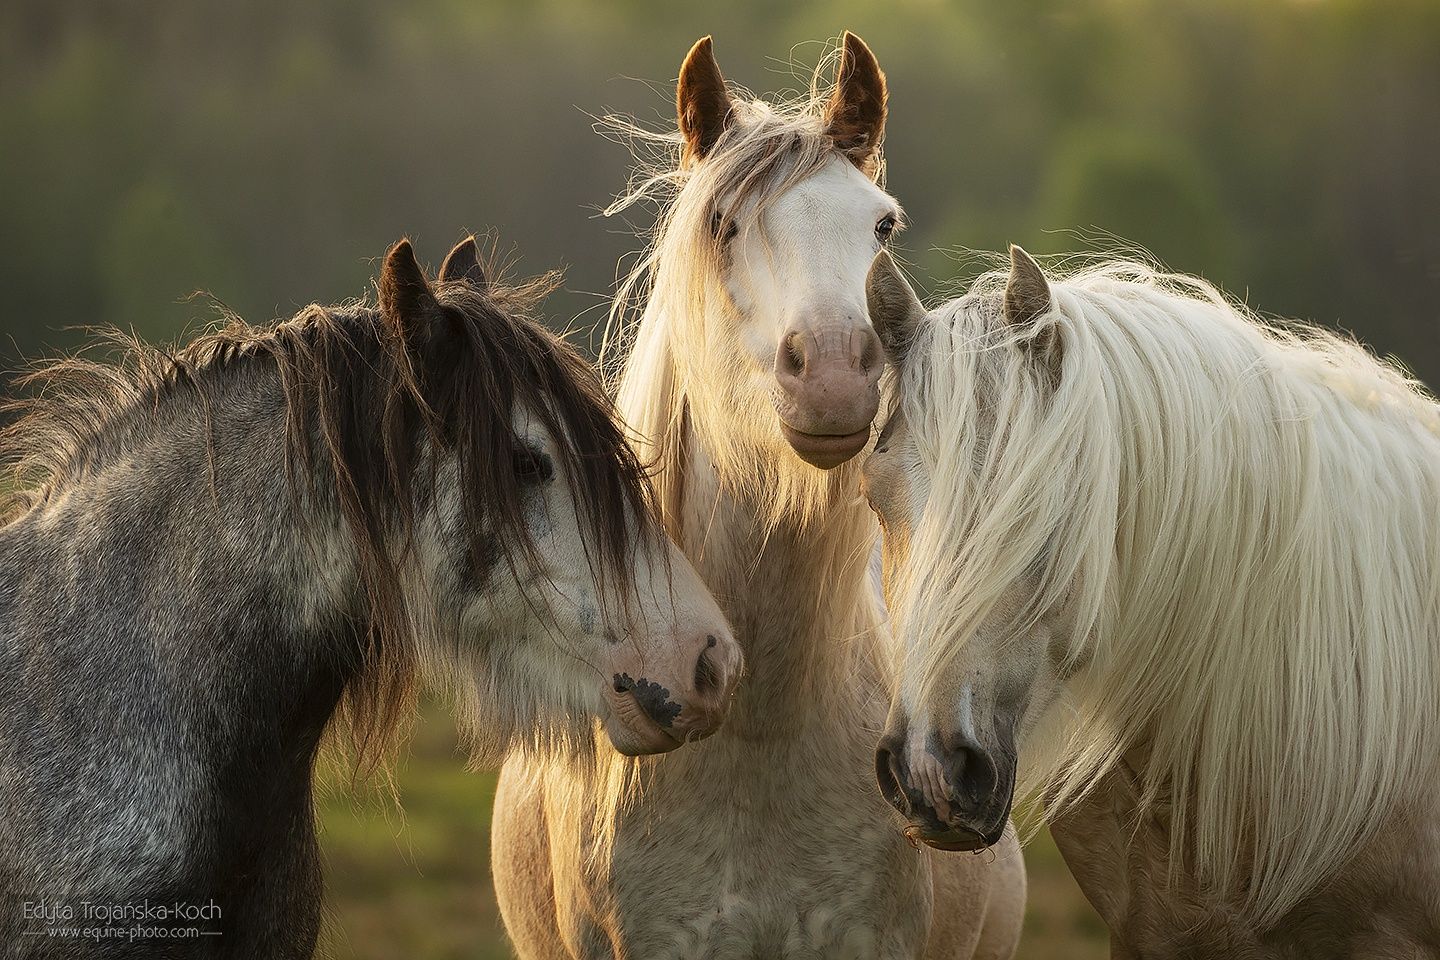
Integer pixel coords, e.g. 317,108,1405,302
773,320,884,469
775,323,884,398
872,713,1016,850
675,630,740,741
941,732,1003,809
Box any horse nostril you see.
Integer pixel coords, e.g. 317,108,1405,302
875,743,909,815
946,740,1000,803
778,332,807,378
694,646,719,694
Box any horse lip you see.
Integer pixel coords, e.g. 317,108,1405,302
778,422,871,469
904,823,992,853
604,688,685,756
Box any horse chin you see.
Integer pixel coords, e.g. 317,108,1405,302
778,422,871,469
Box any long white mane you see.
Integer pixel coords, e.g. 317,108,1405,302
900,260,1440,922
574,52,893,864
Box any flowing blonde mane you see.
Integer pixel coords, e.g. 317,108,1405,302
900,259,1440,923
600,51,882,533
580,44,893,865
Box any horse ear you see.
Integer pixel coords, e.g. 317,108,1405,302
677,36,734,165
1004,244,1062,369
379,239,439,332
439,236,487,288
1004,244,1052,329
824,32,887,174
867,250,926,363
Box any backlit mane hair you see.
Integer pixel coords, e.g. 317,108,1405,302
0,268,652,767
600,48,884,533
898,259,1440,923
579,45,893,860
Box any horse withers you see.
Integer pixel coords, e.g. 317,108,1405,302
0,237,739,958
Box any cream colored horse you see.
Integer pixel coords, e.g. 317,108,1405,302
491,34,1026,960
865,246,1440,957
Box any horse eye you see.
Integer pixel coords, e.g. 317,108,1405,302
710,211,738,244
876,215,898,242
513,445,554,485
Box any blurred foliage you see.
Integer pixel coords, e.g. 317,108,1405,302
1034,127,1234,274
316,709,511,960
0,0,1436,383
4,3,1438,956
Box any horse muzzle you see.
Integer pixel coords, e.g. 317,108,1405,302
875,729,1016,853
773,322,882,469
600,627,741,756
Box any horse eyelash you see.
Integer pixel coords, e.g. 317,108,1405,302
877,214,903,243
513,443,554,484
710,210,738,244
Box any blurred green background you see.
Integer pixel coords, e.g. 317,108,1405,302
4,1,1437,958
2,0,1438,383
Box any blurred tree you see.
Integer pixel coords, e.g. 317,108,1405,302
1032,127,1235,279
98,179,242,339
0,0,1434,386
0,34,149,362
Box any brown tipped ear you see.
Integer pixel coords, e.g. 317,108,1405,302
677,36,734,165
1004,244,1052,328
824,32,887,174
439,236,487,288
379,239,439,331
867,250,926,363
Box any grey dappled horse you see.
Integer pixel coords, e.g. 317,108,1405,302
0,238,738,958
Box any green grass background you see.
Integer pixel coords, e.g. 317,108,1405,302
315,704,1108,960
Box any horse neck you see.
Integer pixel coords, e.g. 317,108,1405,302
0,461,348,907
4,375,361,763
624,304,886,739
689,448,883,733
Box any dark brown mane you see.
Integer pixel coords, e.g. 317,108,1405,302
0,259,653,766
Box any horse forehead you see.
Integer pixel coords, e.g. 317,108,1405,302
511,403,562,448
764,157,891,234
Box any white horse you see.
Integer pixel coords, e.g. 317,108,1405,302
864,245,1440,957
491,34,1026,960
